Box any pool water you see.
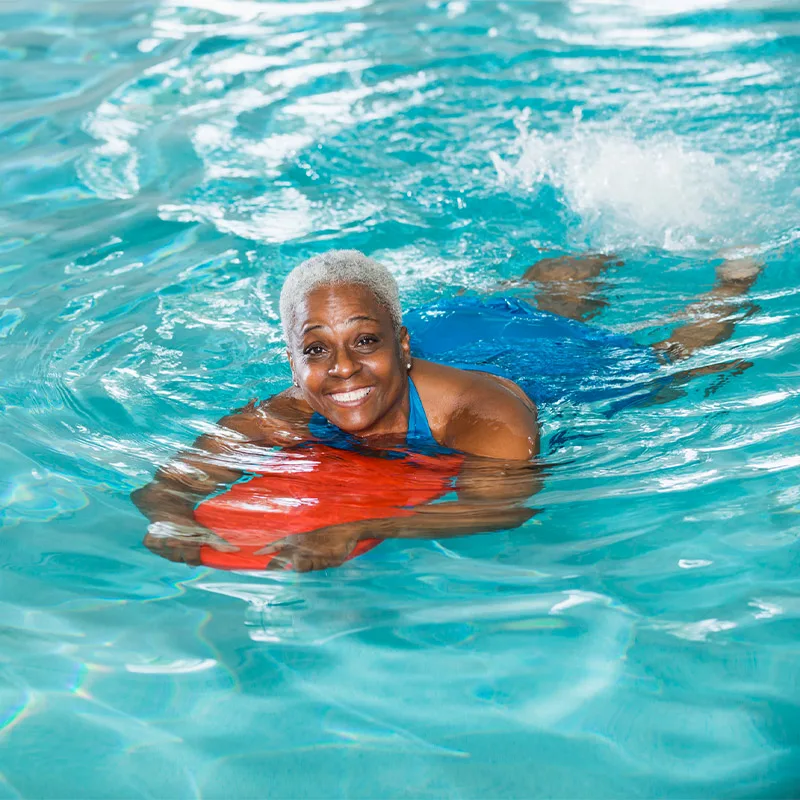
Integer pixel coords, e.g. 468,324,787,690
1,0,799,796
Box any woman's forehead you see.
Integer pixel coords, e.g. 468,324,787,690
296,282,392,330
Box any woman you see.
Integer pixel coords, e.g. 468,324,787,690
133,249,760,571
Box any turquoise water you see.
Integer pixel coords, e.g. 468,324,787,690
1,0,799,796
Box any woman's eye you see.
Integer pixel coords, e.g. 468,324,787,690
356,336,378,347
303,345,325,357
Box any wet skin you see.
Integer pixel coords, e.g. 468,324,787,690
286,284,540,456
132,282,542,571
133,256,761,570
286,283,540,457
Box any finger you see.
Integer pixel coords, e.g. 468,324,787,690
264,551,292,571
203,538,240,553
319,552,347,570
143,533,165,554
163,545,196,564
254,538,289,556
293,553,314,573
303,552,342,572
144,534,184,559
179,547,202,566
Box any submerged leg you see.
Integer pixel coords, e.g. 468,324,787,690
521,253,621,322
633,256,763,406
638,358,754,406
653,257,763,361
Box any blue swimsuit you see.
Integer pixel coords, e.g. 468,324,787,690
309,295,660,448
404,295,659,407
406,374,438,446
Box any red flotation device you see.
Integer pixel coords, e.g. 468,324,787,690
195,443,464,569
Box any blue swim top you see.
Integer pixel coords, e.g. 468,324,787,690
406,376,437,446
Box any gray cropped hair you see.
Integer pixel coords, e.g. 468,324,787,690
279,250,402,344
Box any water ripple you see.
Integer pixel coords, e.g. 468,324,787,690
1,0,799,796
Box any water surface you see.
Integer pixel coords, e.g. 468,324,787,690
1,0,799,797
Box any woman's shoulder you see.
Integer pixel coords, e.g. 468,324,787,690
412,360,539,460
253,387,312,416
214,390,314,446
412,359,534,410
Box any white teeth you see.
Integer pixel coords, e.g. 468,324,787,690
330,387,372,403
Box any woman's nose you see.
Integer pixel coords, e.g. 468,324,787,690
329,347,360,378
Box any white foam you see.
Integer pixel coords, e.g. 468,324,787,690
491,115,750,252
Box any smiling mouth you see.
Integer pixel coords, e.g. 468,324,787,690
327,386,373,407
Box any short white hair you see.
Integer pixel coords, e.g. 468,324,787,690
279,250,402,344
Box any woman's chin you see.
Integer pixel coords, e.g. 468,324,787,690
324,405,378,434
314,388,403,437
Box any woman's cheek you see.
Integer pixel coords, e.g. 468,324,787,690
300,362,324,389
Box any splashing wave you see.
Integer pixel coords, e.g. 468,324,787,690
490,113,772,252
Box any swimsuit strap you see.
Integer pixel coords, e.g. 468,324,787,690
407,376,437,446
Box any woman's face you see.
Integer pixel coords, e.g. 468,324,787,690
288,282,411,437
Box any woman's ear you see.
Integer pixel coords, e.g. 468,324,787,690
398,326,411,363
287,350,298,387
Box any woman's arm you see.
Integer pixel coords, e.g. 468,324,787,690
375,454,543,537
132,392,313,563
260,456,544,572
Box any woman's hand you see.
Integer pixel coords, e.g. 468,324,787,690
256,522,366,573
143,521,239,566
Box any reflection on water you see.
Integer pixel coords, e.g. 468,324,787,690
1,0,799,796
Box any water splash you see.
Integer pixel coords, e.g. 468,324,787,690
492,113,754,252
